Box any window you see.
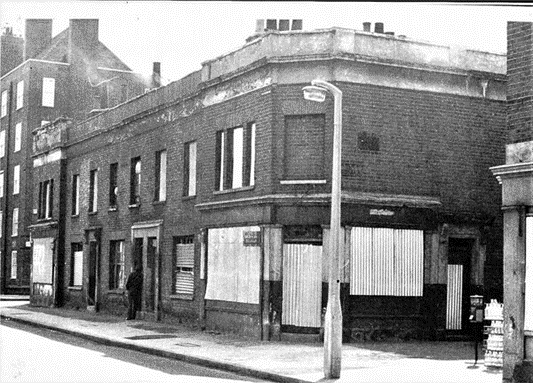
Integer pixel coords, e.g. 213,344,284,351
130,157,141,205
173,235,194,296
70,243,83,286
16,80,23,110
13,165,20,195
1,90,7,117
109,163,118,208
42,77,55,107
284,114,325,180
350,227,423,296
358,131,380,152
0,171,3,198
71,174,79,215
12,207,18,237
38,179,53,219
11,250,17,279
89,169,98,213
109,240,125,290
215,122,255,191
183,142,196,197
0,210,3,238
0,130,5,158
154,150,167,202
14,122,21,152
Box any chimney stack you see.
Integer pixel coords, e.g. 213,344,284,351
266,19,278,30
374,22,384,34
291,19,303,30
279,19,290,31
363,22,371,32
152,62,161,88
24,19,52,60
68,19,99,62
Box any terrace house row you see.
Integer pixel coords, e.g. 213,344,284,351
30,20,507,341
0,19,154,294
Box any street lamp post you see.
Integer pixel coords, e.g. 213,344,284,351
303,79,343,379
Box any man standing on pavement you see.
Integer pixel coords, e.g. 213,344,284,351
126,263,143,320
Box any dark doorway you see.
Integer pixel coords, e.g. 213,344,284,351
448,238,474,333
88,241,98,306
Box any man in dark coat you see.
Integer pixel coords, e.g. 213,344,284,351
126,263,143,320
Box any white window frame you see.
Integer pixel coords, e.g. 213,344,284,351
0,171,4,198
1,90,7,117
11,250,17,279
12,207,18,237
71,243,83,287
0,130,5,158
16,81,24,110
72,174,79,215
0,210,3,238
13,165,20,195
14,122,21,152
42,77,55,107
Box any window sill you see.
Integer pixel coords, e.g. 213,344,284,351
88,211,98,216
68,286,82,291
152,200,166,206
128,203,140,209
71,214,80,219
182,195,196,201
108,206,118,212
280,179,327,185
170,294,194,301
107,289,125,295
36,217,54,223
213,185,254,195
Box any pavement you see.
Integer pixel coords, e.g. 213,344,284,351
0,297,503,383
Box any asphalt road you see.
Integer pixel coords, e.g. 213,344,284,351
0,319,272,383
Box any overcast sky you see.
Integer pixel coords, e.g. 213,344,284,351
1,1,532,84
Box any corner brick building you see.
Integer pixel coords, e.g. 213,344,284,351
491,21,533,382
0,19,152,295
31,21,506,342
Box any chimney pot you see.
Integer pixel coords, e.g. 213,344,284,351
291,19,303,30
374,22,384,34
266,19,277,30
279,19,290,31
24,19,52,60
363,22,371,32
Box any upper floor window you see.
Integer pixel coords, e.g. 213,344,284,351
109,240,125,290
154,150,167,202
109,163,118,209
215,122,255,191
130,157,141,205
183,141,196,197
16,81,24,110
38,179,53,219
0,210,3,238
1,90,7,117
42,77,55,107
12,207,18,237
11,250,17,279
284,114,325,180
0,130,5,158
13,165,20,195
89,169,98,213
71,174,79,216
0,171,4,198
14,122,21,152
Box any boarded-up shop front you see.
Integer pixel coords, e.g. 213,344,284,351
30,236,55,306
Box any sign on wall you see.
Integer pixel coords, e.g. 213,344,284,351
243,230,261,246
32,237,54,284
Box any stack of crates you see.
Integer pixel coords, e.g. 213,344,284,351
484,299,504,368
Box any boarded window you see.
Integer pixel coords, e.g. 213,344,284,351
33,237,54,284
350,227,423,296
10,250,17,279
13,165,20,195
71,243,83,286
11,207,18,237
42,77,55,107
173,235,195,295
525,216,533,332
14,122,21,152
0,130,5,158
284,114,325,180
205,226,260,303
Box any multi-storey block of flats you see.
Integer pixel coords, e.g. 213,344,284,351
0,19,154,295
31,20,507,342
491,22,533,382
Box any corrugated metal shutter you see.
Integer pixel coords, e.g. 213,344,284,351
526,216,533,332
175,243,194,294
446,264,463,330
350,227,423,296
282,244,322,327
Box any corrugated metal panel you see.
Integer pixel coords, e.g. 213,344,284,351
176,244,194,268
446,264,463,330
175,272,194,295
350,227,423,296
282,244,322,327
525,216,533,331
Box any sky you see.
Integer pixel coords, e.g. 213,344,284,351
1,1,533,84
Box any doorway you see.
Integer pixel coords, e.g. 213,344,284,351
446,238,474,332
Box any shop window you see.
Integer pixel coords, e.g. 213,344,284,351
38,179,53,219
12,207,18,237
70,243,83,286
71,174,79,215
109,163,118,209
42,77,55,107
183,142,196,197
215,122,255,191
13,165,20,195
154,150,167,202
16,80,23,110
1,90,7,117
130,157,141,205
109,240,125,290
89,169,98,213
284,114,325,180
173,235,194,296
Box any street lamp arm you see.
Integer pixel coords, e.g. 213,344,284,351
311,79,342,98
